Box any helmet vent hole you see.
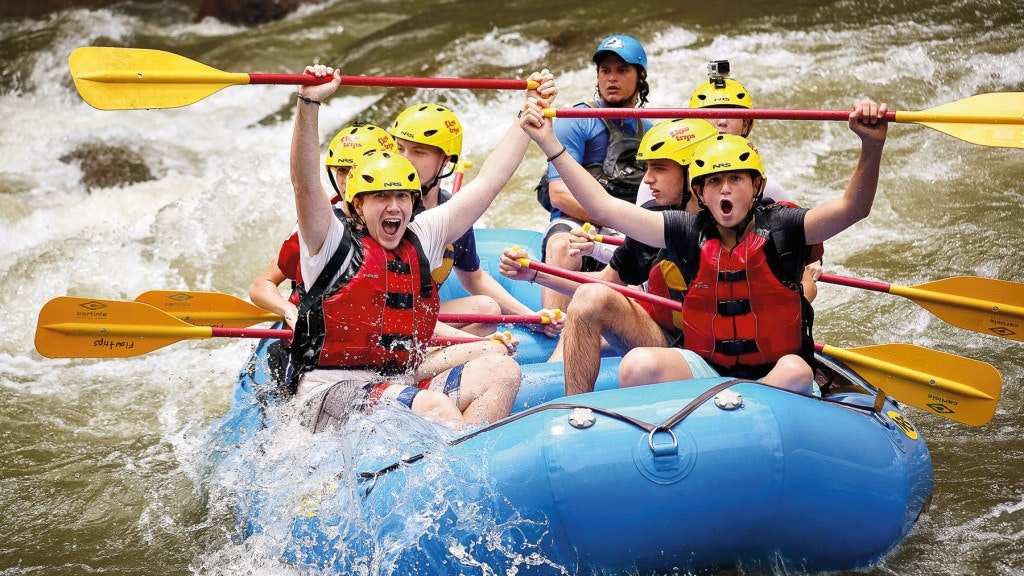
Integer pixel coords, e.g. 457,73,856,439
423,129,439,138
651,142,664,152
361,175,375,184
738,152,750,161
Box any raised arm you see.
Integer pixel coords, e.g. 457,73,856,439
519,99,666,248
804,100,889,245
442,70,558,243
290,65,342,257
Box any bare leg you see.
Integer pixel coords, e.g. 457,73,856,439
405,388,465,424
618,347,694,388
562,283,669,395
541,231,580,312
435,354,521,425
440,296,501,336
415,339,510,381
547,333,565,362
761,354,814,394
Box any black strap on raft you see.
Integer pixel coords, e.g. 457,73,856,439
355,378,749,494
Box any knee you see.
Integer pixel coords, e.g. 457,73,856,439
411,389,463,422
773,355,814,393
460,295,500,315
466,355,522,389
619,348,661,388
476,295,501,316
566,283,618,317
544,232,572,264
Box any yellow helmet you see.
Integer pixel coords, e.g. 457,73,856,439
688,77,754,109
636,119,719,167
689,134,766,194
325,123,396,168
389,103,463,162
344,150,421,208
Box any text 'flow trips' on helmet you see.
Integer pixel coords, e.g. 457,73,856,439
389,103,463,163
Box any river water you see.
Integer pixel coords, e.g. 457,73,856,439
1,1,1022,574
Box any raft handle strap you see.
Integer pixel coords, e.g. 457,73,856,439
355,379,748,493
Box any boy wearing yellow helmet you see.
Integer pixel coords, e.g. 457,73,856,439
501,118,717,391
687,62,824,302
389,103,563,339
686,62,792,203
517,95,889,395
287,63,558,429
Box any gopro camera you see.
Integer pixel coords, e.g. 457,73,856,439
707,60,730,87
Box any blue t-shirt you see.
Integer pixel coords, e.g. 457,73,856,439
546,100,652,220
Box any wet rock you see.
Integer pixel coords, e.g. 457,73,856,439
195,0,308,25
59,142,154,191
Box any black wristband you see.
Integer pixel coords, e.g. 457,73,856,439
546,146,567,163
296,93,321,106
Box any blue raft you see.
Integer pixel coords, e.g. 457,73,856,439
209,228,934,574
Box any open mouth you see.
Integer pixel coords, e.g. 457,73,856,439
382,218,401,235
720,199,734,217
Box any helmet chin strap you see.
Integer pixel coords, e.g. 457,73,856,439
328,170,342,195
422,158,455,195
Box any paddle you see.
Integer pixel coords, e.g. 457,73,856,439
517,258,1001,425
69,47,540,110
542,93,1024,149
451,160,472,194
580,223,624,246
134,289,558,327
819,274,1024,343
35,297,493,359
135,289,281,328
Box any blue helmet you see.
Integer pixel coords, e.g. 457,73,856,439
592,34,647,71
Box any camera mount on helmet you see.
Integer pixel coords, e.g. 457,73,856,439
707,60,731,89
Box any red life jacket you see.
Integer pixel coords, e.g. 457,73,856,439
310,234,439,373
641,258,687,335
681,222,806,373
277,231,301,282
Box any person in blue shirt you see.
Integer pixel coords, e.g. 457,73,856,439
538,34,653,313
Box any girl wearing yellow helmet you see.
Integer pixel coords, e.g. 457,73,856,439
249,122,397,328
287,63,560,430
516,95,889,396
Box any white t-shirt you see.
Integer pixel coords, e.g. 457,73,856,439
299,202,452,290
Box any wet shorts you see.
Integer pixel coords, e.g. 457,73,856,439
671,348,822,397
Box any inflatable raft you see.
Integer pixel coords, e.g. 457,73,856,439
209,228,934,574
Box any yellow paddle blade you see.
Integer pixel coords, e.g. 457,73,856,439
135,290,282,328
897,92,1024,148
69,47,249,110
821,343,1001,426
892,276,1024,342
35,297,212,358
